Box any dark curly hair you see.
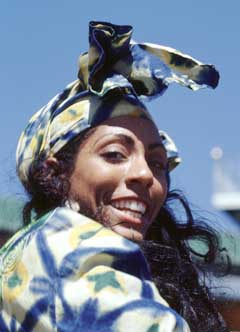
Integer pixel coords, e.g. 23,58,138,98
22,129,229,332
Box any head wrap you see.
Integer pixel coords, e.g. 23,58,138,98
16,21,219,185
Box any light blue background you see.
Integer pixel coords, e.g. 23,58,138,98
1,1,239,233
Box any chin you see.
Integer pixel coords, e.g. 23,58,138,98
92,204,147,242
108,223,145,242
96,206,144,241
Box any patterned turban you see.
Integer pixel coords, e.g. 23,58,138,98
16,21,219,185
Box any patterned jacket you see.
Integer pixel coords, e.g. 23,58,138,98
0,207,190,332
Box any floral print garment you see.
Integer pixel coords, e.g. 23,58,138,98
0,207,190,331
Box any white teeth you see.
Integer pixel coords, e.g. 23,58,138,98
111,199,147,216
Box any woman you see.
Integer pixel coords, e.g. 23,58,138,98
0,22,228,331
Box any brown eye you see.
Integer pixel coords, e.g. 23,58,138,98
101,151,126,163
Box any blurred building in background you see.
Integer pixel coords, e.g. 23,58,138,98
211,146,240,327
0,196,23,246
211,146,240,223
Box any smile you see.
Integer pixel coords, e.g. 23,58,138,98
111,199,147,219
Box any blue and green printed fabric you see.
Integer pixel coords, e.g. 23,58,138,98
0,207,190,331
16,21,219,185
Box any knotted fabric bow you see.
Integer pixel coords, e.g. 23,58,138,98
16,21,219,185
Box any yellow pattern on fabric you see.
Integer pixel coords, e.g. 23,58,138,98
57,108,82,124
69,223,110,248
3,261,28,303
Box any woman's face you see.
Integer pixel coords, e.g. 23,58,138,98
69,115,168,242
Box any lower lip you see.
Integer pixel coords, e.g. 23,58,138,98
109,205,145,225
108,206,147,241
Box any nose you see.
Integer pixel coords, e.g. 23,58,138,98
125,155,154,189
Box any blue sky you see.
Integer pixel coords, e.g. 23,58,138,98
1,1,240,233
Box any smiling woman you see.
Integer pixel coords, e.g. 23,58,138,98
68,116,168,242
0,21,228,332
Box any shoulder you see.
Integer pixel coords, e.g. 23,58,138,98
0,209,54,274
0,207,150,284
0,207,190,332
21,207,151,279
0,207,149,309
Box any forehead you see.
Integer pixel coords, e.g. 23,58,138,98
86,116,162,147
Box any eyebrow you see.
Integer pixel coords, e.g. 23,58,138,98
93,133,134,148
95,133,165,152
114,133,135,146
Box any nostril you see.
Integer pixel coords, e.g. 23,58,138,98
126,168,154,188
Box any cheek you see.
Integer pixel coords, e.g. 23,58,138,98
71,160,127,206
69,157,97,204
94,165,127,202
154,176,168,204
153,177,168,209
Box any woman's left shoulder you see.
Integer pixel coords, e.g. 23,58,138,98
2,210,54,267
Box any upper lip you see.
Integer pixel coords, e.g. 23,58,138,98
110,197,150,215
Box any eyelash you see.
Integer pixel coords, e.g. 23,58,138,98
101,151,126,163
102,150,167,172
